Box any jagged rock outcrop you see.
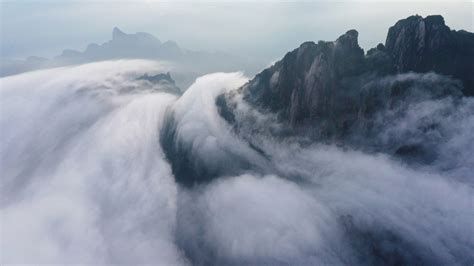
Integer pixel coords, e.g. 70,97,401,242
219,15,473,133
137,72,182,94
137,72,174,84
385,15,474,95
216,15,472,160
240,30,366,127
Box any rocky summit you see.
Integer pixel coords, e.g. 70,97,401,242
238,29,367,127
137,72,182,95
215,15,473,165
218,15,473,134
385,15,474,95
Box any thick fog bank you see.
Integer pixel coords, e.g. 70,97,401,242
1,62,473,265
1,61,185,264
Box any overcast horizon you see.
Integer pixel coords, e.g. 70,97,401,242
1,1,472,62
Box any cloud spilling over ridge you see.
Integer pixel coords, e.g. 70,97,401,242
1,63,473,265
161,72,273,185
165,71,474,265
1,61,185,264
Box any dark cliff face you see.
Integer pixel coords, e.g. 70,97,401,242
137,72,182,95
385,15,474,95
242,30,366,127
229,15,473,130
216,15,472,161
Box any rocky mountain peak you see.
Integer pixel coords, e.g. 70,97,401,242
112,27,126,40
335,29,360,49
137,72,181,94
424,14,445,26
385,15,473,94
217,14,473,142
239,29,367,125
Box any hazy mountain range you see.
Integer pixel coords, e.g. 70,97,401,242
0,27,264,87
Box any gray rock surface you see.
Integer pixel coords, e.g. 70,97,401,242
385,15,474,95
221,15,473,131
216,15,472,162
240,29,367,127
137,72,182,94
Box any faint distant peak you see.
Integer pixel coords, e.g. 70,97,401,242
111,27,162,45
112,27,126,40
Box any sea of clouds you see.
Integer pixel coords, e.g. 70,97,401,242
1,60,473,265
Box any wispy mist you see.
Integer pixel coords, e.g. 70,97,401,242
2,62,472,264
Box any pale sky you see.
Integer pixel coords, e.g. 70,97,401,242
1,1,472,61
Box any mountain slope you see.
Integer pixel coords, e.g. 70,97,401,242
219,15,473,127
385,15,474,95
216,15,473,163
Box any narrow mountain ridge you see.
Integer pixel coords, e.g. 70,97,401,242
219,15,473,130
385,15,474,94
215,15,472,165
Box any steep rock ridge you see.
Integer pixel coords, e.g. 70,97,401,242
137,72,182,94
215,15,472,163
242,30,366,127
220,15,473,133
385,15,474,95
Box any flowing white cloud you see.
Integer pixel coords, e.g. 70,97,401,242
1,60,185,264
1,63,473,265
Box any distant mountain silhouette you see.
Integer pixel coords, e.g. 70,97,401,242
1,27,263,87
55,27,181,63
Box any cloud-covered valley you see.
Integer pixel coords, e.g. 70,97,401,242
1,60,473,265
